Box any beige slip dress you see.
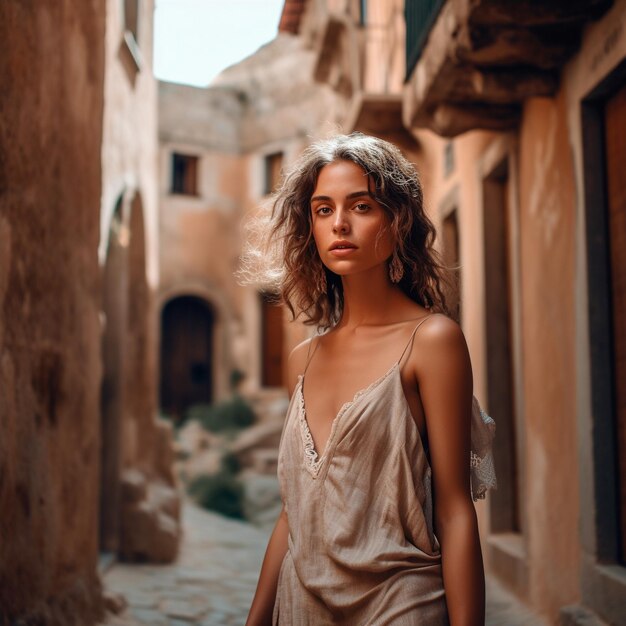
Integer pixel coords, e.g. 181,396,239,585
273,314,497,625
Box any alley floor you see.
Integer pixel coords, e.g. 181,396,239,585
101,500,548,626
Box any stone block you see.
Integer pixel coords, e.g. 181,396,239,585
119,469,181,563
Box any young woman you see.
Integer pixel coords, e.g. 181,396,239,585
245,133,496,626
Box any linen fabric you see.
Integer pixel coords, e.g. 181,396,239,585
273,315,496,625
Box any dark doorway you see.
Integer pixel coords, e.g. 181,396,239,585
160,296,215,421
483,159,521,535
260,292,284,387
582,64,626,568
604,80,626,564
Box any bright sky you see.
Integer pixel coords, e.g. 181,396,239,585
154,0,285,87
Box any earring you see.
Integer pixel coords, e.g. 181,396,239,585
389,253,404,283
317,267,327,293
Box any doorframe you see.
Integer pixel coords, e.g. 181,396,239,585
157,283,232,404
576,58,626,623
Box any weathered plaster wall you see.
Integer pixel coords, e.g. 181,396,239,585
518,93,579,619
100,0,180,563
101,0,159,291
0,1,105,623
416,98,579,620
101,0,162,472
412,46,581,626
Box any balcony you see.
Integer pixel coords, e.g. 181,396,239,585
403,0,614,136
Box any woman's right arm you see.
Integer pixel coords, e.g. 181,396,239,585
246,339,311,626
245,506,289,626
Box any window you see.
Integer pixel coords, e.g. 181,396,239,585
264,152,284,195
359,0,367,26
171,153,199,196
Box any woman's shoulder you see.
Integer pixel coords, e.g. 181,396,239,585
286,335,318,395
415,312,464,344
408,312,471,378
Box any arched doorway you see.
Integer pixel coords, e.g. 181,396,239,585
160,296,215,421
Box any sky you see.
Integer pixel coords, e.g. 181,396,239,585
153,0,285,87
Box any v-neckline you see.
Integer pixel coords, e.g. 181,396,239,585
297,361,401,478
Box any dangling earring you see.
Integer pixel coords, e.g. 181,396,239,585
317,266,327,293
389,253,404,283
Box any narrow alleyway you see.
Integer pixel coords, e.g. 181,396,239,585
101,499,548,626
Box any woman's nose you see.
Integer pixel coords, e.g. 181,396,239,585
332,211,350,234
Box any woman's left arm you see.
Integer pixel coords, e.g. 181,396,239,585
413,315,485,626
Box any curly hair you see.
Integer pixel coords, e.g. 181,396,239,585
241,133,455,329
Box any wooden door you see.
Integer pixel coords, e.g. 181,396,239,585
484,160,520,534
160,296,214,420
261,293,284,387
605,82,626,563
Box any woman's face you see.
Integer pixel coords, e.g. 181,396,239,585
310,159,395,277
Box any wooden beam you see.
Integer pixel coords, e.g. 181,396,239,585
461,67,558,103
465,0,614,27
429,102,520,137
455,23,580,70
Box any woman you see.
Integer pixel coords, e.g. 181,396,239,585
244,133,496,625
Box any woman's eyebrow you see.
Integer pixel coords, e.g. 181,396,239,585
310,191,372,203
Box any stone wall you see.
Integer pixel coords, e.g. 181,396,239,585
0,1,106,623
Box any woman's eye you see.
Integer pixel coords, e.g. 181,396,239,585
315,206,332,215
354,203,370,212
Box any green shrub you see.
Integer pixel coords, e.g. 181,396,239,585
186,394,256,433
188,473,245,519
221,451,241,475
229,368,245,391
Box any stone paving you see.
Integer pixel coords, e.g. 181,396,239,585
101,499,548,626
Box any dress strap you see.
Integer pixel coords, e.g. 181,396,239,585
302,335,321,377
397,313,438,367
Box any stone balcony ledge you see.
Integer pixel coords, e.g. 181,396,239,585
403,0,613,136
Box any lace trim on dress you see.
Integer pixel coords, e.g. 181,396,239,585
297,383,323,477
470,397,497,501
297,365,399,479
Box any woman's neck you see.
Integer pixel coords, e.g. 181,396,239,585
338,266,411,329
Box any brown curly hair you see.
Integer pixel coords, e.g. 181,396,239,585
243,133,455,329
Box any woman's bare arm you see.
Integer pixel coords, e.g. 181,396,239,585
245,340,312,626
412,316,485,626
245,506,289,626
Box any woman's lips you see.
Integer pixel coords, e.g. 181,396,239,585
329,246,357,257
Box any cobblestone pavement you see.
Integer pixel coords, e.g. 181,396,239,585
101,500,548,626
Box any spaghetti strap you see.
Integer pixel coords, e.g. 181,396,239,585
397,313,438,367
302,335,321,377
